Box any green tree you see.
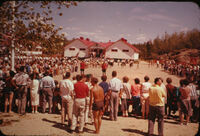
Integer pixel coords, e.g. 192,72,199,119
0,1,77,56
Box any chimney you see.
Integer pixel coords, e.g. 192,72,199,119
80,37,84,40
86,38,90,41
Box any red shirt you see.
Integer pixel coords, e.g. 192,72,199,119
74,81,89,98
80,62,85,69
102,63,107,70
131,84,142,97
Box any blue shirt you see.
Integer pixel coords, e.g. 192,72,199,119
99,81,109,94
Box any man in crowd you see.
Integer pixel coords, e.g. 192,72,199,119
70,75,89,134
108,71,123,121
148,77,166,136
40,70,55,114
90,77,104,134
12,66,30,115
59,72,74,127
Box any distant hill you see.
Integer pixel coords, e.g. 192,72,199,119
160,48,200,64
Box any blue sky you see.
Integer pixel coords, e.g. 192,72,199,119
32,2,200,44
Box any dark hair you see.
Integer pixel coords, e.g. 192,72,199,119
166,77,172,84
134,78,140,84
180,79,184,87
154,77,161,84
112,71,117,77
19,66,25,72
101,75,107,81
123,76,129,83
91,77,98,84
65,72,70,78
72,76,76,80
54,80,58,85
76,74,83,81
183,79,189,86
9,70,15,77
144,76,149,82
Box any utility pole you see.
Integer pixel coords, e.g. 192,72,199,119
11,1,15,71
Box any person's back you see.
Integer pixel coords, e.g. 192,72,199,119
90,77,104,134
149,84,165,106
142,82,151,93
93,85,104,102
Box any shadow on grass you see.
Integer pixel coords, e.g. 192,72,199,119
42,118,95,134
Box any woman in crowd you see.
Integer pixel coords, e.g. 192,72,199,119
165,77,178,118
131,78,142,116
30,73,40,113
120,76,131,117
141,76,152,119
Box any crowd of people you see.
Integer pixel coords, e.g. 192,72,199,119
0,56,199,135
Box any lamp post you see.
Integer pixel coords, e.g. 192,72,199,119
11,1,15,71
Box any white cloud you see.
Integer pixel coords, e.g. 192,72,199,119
115,11,121,16
135,34,148,43
180,27,189,32
168,23,181,28
147,13,177,22
67,17,76,22
130,7,144,13
129,13,177,23
64,26,80,30
78,31,96,36
96,29,102,33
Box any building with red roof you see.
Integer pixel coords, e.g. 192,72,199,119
64,37,140,60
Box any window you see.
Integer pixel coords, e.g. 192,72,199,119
122,49,129,52
111,49,118,52
80,48,86,51
69,48,75,51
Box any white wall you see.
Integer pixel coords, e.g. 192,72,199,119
64,40,89,58
105,40,139,60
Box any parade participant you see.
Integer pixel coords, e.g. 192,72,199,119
141,76,152,119
80,60,85,75
101,61,108,76
40,70,55,114
108,71,123,121
70,75,89,134
148,77,166,136
12,66,30,115
59,72,74,126
90,77,104,134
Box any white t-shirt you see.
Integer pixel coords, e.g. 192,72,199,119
142,82,152,93
59,79,74,100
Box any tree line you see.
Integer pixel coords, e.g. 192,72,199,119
134,29,200,59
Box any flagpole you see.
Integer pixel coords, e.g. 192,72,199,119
11,1,15,71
